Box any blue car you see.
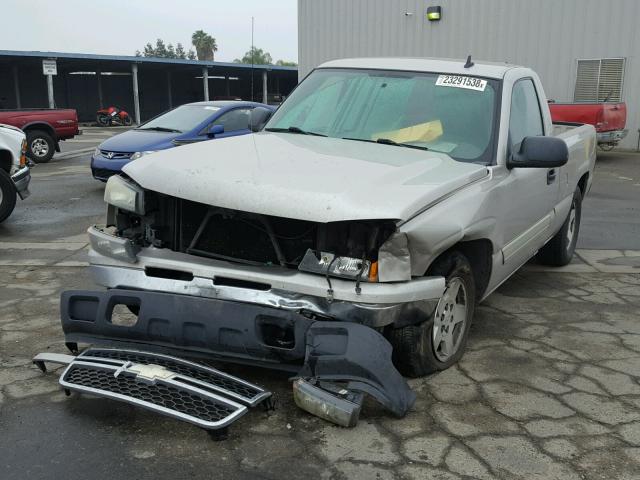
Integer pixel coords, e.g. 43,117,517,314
91,101,273,181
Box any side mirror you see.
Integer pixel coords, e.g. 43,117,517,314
207,124,224,137
507,136,568,169
249,107,273,132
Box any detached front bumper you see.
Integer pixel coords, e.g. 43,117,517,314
11,166,31,200
61,288,416,417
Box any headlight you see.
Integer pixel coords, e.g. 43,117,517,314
298,249,375,282
130,150,156,161
93,147,100,157
104,175,145,214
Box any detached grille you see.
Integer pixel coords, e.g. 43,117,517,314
58,348,271,430
65,365,236,423
82,348,265,403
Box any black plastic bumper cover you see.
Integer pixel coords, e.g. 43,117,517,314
60,289,416,417
297,322,416,417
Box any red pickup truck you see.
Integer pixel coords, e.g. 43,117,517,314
0,109,81,163
549,102,627,150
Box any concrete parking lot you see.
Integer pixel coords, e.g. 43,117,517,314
0,147,639,480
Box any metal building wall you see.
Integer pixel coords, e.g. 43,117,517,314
298,0,640,148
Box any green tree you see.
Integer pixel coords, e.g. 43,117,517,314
175,43,186,59
276,60,297,67
154,39,169,58
142,42,155,57
135,40,197,59
234,47,273,65
191,30,218,61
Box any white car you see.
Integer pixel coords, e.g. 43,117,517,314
0,124,31,222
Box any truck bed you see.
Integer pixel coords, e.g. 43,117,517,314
549,102,626,133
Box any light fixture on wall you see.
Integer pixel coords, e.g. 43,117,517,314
426,6,442,21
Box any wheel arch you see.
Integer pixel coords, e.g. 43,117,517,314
23,122,57,140
577,172,589,197
0,149,12,173
426,238,493,301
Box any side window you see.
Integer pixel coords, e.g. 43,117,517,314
214,108,252,132
509,80,544,151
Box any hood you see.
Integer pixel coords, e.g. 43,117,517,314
98,129,181,153
124,132,488,223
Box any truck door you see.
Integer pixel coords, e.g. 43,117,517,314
499,78,560,269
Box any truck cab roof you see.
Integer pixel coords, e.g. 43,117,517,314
317,57,521,79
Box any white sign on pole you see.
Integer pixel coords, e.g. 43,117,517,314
42,59,57,76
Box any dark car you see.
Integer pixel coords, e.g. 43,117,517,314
91,101,273,181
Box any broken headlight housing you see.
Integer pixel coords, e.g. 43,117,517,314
104,175,145,215
298,249,375,282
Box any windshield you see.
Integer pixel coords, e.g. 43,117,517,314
266,68,499,164
139,105,220,133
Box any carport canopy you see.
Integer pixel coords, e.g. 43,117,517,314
0,50,298,123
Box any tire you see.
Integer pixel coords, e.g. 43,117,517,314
96,114,111,127
537,187,582,266
0,170,17,223
599,143,615,152
26,130,55,163
388,251,476,378
122,114,132,126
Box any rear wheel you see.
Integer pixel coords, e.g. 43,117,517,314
26,130,55,163
0,170,17,223
537,187,582,266
388,251,476,377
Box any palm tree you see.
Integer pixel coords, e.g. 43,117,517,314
191,30,218,61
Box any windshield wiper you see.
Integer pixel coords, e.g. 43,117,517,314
265,126,327,137
137,126,182,133
342,137,429,151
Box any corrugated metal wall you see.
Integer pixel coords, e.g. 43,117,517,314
298,0,640,148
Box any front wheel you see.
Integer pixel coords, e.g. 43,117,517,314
388,251,476,378
0,170,18,223
537,187,582,266
96,114,111,127
122,114,132,126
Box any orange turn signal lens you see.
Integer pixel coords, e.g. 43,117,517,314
19,139,27,167
368,261,378,282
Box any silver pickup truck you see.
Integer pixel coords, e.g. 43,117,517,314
63,58,595,421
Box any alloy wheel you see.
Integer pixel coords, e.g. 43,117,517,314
432,277,468,362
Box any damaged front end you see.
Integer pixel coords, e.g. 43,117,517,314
69,176,445,425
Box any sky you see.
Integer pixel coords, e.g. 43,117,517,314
1,0,298,63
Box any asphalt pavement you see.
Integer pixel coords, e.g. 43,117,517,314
0,147,639,480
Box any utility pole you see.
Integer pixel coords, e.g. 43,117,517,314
251,16,254,101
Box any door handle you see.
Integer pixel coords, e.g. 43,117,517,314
547,169,557,185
